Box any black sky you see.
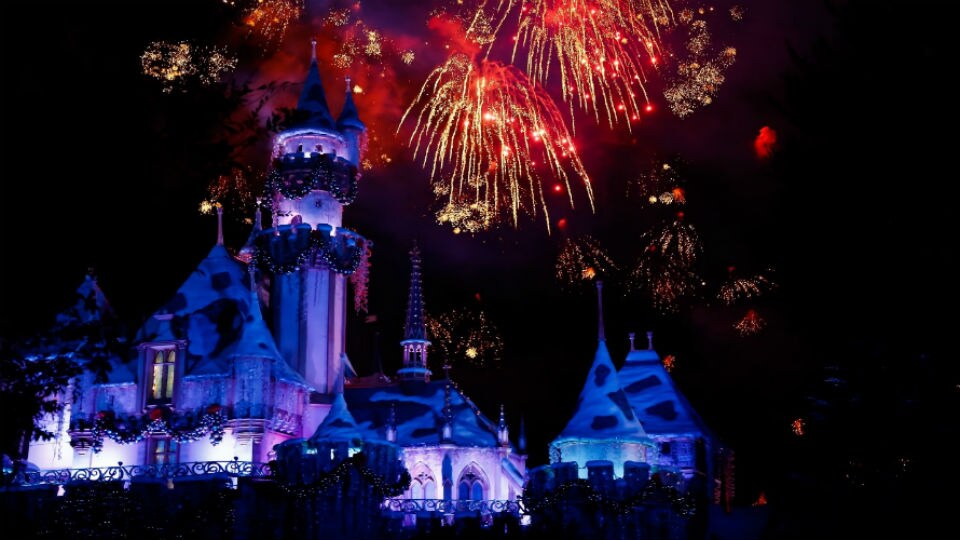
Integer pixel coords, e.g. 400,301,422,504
1,0,956,502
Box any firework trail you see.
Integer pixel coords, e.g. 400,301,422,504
401,54,593,231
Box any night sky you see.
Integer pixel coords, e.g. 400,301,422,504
1,0,956,510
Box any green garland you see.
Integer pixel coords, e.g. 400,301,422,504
80,406,227,453
522,478,697,518
274,452,411,499
255,229,367,276
264,156,359,205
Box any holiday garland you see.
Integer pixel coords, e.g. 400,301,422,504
522,478,697,518
81,405,226,453
264,155,359,205
349,241,372,314
255,228,368,276
274,452,411,499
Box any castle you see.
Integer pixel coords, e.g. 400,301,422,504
17,48,727,533
25,43,526,505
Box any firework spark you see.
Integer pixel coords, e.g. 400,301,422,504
662,354,676,372
791,417,805,436
718,267,777,306
631,160,686,204
490,0,675,129
555,235,618,288
243,0,302,47
426,307,504,369
141,41,236,93
735,308,766,336
435,197,496,234
663,13,736,118
626,214,701,312
401,54,594,231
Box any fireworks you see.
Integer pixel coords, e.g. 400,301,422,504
735,308,766,336
243,0,302,47
626,214,701,313
791,417,805,437
496,0,675,128
141,41,236,93
663,13,736,118
717,267,777,306
650,213,701,268
555,235,618,288
631,160,686,204
426,307,503,369
435,197,496,234
401,54,593,231
662,354,676,372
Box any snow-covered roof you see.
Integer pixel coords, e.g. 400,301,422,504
345,380,503,448
309,393,364,444
55,274,115,327
554,341,647,443
618,348,712,439
136,244,302,385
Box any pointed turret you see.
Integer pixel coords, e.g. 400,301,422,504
336,76,365,131
618,330,712,438
441,365,454,442
309,352,363,445
398,243,431,381
294,39,336,130
237,200,263,264
549,284,651,478
497,404,510,447
385,402,397,443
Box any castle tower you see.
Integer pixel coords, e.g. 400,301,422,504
253,42,368,394
397,244,432,381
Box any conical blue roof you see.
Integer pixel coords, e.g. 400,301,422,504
336,86,365,131
555,341,647,441
310,393,364,444
618,347,711,438
295,59,336,130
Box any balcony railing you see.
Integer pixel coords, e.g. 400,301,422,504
2,460,273,487
381,498,524,515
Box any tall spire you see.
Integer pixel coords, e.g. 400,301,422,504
404,243,427,341
216,204,224,246
497,404,510,447
398,242,431,381
295,38,335,129
441,366,454,442
237,200,263,263
596,280,606,342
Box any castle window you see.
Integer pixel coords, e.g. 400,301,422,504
150,437,178,465
149,349,176,405
661,442,672,455
457,464,486,501
410,463,436,500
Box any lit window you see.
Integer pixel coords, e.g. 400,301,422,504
149,349,176,405
151,437,178,465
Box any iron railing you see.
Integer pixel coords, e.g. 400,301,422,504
2,459,273,487
381,498,524,515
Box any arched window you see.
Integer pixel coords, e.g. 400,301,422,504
409,463,436,500
149,349,176,405
457,463,487,501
